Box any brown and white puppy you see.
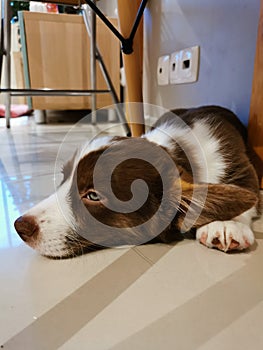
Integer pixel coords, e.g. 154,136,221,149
14,106,260,258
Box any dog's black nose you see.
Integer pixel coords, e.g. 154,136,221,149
14,215,39,241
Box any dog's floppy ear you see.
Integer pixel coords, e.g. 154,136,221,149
176,180,258,231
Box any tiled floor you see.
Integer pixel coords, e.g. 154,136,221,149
0,116,263,350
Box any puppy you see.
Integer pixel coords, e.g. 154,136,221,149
14,106,260,258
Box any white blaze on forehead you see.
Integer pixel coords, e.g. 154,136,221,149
77,136,114,163
20,136,122,257
23,179,76,257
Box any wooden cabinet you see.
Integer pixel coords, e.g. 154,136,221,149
19,11,120,110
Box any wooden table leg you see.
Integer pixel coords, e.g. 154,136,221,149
117,0,145,137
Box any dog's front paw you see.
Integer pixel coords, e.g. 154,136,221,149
196,221,255,252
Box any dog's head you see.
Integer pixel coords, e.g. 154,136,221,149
14,135,257,258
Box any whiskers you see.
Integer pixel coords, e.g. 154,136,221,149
65,232,104,258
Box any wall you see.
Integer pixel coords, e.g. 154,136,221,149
97,0,117,18
143,0,260,124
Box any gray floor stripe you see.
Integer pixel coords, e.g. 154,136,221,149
110,244,263,350
2,245,172,350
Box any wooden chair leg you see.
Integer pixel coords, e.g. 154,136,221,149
117,0,145,137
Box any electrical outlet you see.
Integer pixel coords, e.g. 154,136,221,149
170,46,200,84
157,55,170,85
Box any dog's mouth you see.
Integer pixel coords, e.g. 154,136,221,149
38,241,105,259
43,245,106,260
63,235,105,257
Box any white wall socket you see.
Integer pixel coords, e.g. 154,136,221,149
170,46,200,84
157,55,170,85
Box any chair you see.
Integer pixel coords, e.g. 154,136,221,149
1,0,148,136
0,0,130,133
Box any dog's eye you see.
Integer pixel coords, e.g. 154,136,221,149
86,191,100,201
